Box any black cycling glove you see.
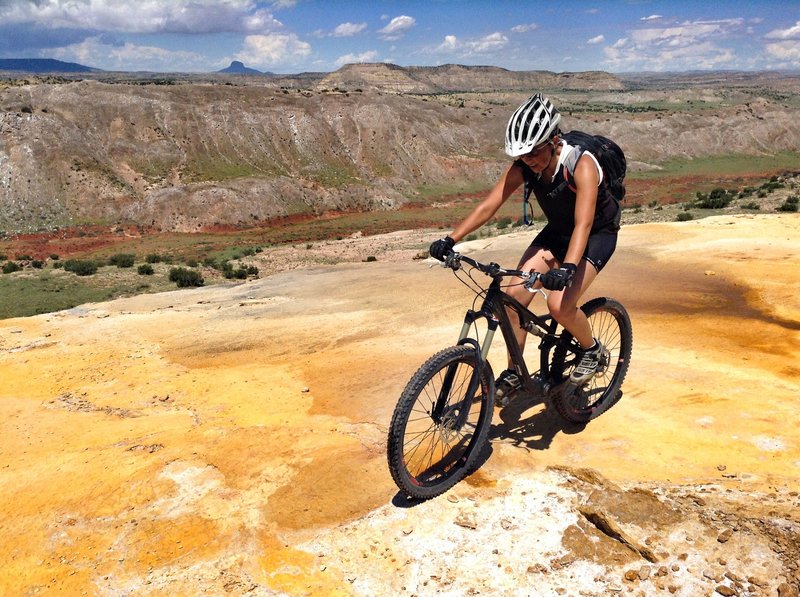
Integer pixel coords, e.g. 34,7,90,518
429,236,455,261
541,263,577,291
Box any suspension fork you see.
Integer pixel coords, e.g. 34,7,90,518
431,306,497,423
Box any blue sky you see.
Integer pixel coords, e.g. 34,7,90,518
1,0,798,74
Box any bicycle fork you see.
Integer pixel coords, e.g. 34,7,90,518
430,309,497,427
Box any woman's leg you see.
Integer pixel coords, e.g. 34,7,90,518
504,244,557,369
546,259,598,348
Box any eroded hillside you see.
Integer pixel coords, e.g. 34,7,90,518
1,66,799,234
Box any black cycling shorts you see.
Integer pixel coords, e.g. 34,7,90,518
530,224,617,272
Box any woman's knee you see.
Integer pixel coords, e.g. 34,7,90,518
547,293,579,321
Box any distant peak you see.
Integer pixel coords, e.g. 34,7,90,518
218,61,262,75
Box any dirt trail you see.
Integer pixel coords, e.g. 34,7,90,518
1,214,798,595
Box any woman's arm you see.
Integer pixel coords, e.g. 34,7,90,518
449,164,525,242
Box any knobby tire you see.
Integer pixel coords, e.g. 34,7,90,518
387,345,494,500
550,297,633,424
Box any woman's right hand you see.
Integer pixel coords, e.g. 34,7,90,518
429,236,455,261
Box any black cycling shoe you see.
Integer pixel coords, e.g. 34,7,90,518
494,369,521,407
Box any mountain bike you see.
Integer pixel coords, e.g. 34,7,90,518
387,251,632,499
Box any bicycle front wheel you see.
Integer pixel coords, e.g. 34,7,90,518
550,297,632,424
387,345,494,500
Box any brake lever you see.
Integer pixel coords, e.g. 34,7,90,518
443,252,462,271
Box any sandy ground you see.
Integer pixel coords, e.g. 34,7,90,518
1,214,798,595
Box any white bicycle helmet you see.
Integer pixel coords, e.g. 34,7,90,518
504,93,561,157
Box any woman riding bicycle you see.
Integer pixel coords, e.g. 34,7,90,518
429,93,622,402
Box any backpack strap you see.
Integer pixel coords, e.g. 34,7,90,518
546,144,583,200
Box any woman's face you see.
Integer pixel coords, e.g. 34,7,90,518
519,140,555,173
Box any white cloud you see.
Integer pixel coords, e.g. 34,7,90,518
50,36,206,71
333,22,368,37
587,35,605,45
764,40,800,65
765,21,800,40
433,32,509,56
511,23,538,34
335,50,379,67
631,18,745,45
0,0,281,34
234,33,311,68
641,15,663,22
603,18,746,71
437,35,459,52
378,15,415,40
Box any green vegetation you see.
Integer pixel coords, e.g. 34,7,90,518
2,261,22,274
182,157,281,183
631,152,800,182
108,253,136,268
63,259,98,276
0,271,157,319
168,267,204,287
693,188,735,209
778,196,799,212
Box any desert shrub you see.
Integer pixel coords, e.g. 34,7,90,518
137,264,154,275
761,180,785,193
168,267,204,287
777,196,799,212
63,259,98,276
739,187,757,198
694,188,734,209
49,254,60,260
246,266,259,276
676,212,694,222
31,260,44,269
109,253,135,268
15,254,32,261
185,259,198,268
0,253,7,261
2,261,22,274
741,201,760,210
495,216,513,230
364,256,377,262
145,253,162,263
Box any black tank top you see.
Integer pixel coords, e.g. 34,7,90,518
515,145,620,236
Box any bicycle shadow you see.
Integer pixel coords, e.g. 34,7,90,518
488,393,585,451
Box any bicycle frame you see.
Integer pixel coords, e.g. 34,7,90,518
455,274,564,395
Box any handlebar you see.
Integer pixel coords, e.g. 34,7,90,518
442,251,542,290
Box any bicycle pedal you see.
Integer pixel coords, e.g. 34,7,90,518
494,392,513,408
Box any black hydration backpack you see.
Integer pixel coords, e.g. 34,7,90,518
560,130,627,202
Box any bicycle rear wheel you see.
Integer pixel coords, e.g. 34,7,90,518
387,345,494,499
550,297,632,424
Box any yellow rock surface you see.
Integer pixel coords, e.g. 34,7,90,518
1,214,798,594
